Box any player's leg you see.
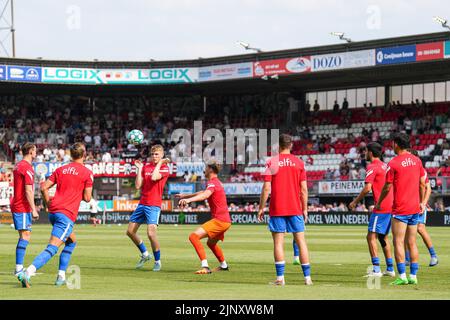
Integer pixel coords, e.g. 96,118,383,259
390,217,409,285
207,238,228,271
55,232,77,286
367,231,382,276
271,232,286,285
127,205,151,268
293,231,312,285
147,224,162,271
189,227,211,273
13,213,32,275
417,223,438,267
292,240,300,265
146,206,162,271
19,213,71,288
406,218,420,285
378,234,395,276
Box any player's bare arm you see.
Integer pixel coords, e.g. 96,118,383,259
300,180,308,222
178,190,212,208
175,191,203,199
40,179,56,208
83,187,93,203
258,181,270,222
419,176,427,213
349,183,372,210
25,184,38,220
424,181,432,209
151,158,171,181
375,182,392,211
134,160,144,189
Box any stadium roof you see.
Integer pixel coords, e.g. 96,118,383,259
1,31,450,95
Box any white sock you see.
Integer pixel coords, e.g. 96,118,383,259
305,275,312,281
142,251,149,257
220,261,228,269
294,256,300,261
26,265,36,277
409,274,417,280
399,273,407,280
16,264,23,272
277,275,285,281
155,260,161,264
201,259,209,268
58,270,66,280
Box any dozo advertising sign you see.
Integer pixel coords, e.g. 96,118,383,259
253,57,311,77
445,41,450,58
376,45,416,65
318,181,365,195
7,66,42,82
42,67,100,84
416,42,444,61
99,68,198,84
311,49,375,72
198,63,252,82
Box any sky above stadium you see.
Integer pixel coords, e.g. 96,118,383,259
7,0,450,61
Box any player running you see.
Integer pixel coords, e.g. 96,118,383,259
258,134,312,286
405,149,438,267
177,161,231,274
11,143,38,277
17,143,93,288
376,133,427,285
349,142,395,277
126,144,170,272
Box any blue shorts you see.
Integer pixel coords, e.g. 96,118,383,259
418,210,427,225
269,215,305,233
368,213,392,235
393,213,420,226
12,213,32,231
49,213,74,243
129,205,161,225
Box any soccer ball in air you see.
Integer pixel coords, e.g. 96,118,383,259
127,129,144,145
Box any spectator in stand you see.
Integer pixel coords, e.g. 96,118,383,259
333,101,340,113
324,168,333,180
342,98,349,110
313,100,320,113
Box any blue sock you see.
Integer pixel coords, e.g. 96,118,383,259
405,250,410,262
372,257,381,273
275,261,285,277
301,264,311,277
59,242,77,272
16,239,29,265
428,247,437,257
386,258,394,272
32,244,58,271
153,250,161,261
137,241,147,254
397,262,406,275
293,240,299,257
410,262,419,276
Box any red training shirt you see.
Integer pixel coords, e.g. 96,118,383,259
264,153,307,216
365,158,393,214
48,162,94,222
11,160,34,213
139,162,170,207
206,177,231,223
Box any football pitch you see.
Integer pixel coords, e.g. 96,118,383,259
1,224,449,300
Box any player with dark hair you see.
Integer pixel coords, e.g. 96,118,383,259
177,161,232,274
17,143,94,288
258,134,312,286
11,143,38,277
376,133,427,285
349,142,395,277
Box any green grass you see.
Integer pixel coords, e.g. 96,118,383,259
1,224,450,300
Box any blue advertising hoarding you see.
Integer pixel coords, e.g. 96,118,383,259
445,40,450,58
376,45,416,65
0,65,6,80
168,183,196,195
7,65,42,82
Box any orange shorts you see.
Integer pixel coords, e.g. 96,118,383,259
201,218,231,241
